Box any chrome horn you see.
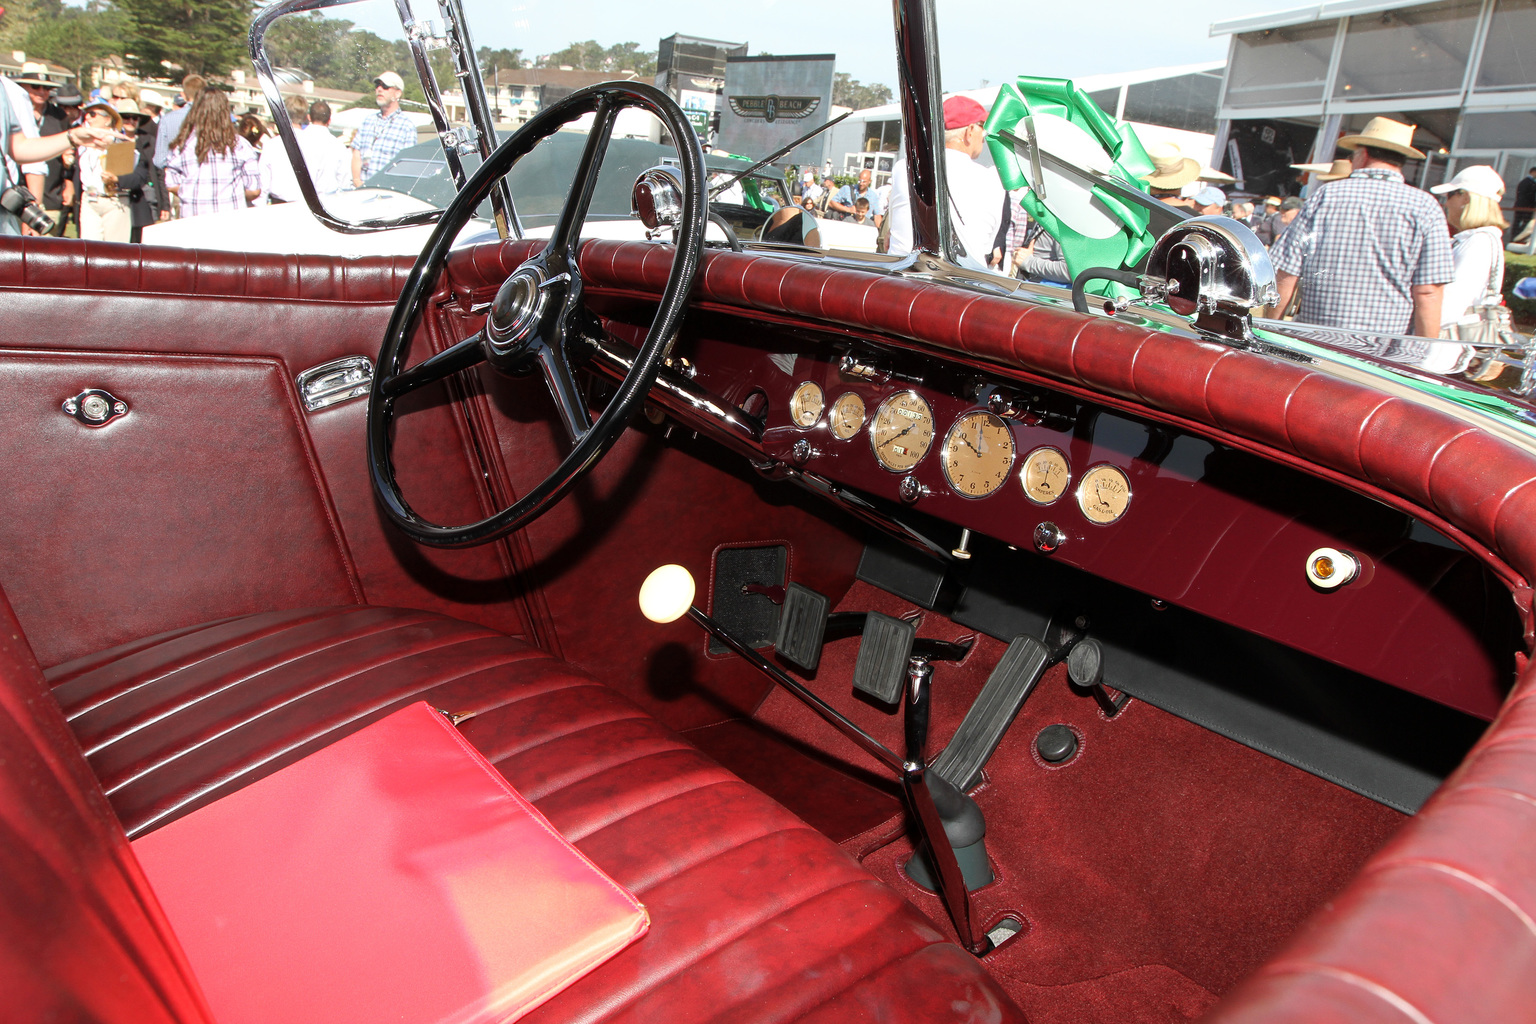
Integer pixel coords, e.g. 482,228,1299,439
631,165,686,232
1143,216,1279,341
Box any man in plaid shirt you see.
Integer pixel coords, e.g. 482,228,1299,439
351,71,417,187
1271,118,1451,337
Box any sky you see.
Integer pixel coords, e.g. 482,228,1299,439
336,0,1300,91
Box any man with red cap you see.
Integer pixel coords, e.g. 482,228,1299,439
886,94,1006,268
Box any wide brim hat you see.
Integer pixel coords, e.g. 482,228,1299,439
12,62,55,88
138,88,166,110
1198,167,1237,184
1337,117,1425,160
1292,158,1353,182
1145,142,1200,190
53,84,84,106
115,99,144,120
82,101,122,130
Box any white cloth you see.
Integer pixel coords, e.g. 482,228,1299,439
1441,226,1506,327
885,148,1005,270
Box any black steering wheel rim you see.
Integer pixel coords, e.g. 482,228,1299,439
367,81,706,548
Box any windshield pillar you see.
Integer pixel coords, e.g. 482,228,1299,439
892,0,951,261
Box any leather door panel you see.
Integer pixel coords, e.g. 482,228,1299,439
0,349,361,666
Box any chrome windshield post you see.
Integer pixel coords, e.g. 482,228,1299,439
892,0,953,263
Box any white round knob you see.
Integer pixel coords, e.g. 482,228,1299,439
639,564,696,623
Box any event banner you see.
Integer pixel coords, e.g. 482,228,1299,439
717,55,836,167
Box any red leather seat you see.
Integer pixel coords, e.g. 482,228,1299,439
41,604,1023,1023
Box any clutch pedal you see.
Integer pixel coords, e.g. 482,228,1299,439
931,635,1050,791
774,583,831,671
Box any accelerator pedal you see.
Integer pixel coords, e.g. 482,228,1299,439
774,583,832,671
851,612,918,704
931,635,1050,791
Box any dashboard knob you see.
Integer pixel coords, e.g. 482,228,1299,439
1305,547,1360,590
1033,522,1065,554
640,564,696,623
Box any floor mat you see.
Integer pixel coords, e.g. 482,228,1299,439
683,718,901,843
1011,966,1218,1024
742,581,1407,1019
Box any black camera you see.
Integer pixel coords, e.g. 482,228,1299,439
0,184,54,234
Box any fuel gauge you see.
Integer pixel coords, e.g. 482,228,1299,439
829,392,866,440
789,382,824,428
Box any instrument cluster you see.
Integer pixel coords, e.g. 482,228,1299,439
783,379,1131,525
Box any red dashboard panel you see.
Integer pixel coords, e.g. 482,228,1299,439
677,328,1515,720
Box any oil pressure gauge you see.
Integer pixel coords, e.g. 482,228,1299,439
1077,464,1132,524
870,391,935,472
829,392,866,440
789,381,824,428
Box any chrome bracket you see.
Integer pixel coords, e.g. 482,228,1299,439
296,356,374,412
63,389,127,426
440,124,481,155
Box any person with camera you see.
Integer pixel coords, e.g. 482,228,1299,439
1,85,118,236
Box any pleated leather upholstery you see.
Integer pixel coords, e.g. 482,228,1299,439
46,606,1024,1023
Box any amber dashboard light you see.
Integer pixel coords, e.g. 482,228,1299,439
1305,547,1360,590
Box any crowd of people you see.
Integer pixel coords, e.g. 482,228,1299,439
1,65,420,242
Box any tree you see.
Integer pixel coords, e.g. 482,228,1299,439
24,1,125,83
0,0,48,52
477,46,525,74
833,72,892,111
119,0,252,79
534,39,655,77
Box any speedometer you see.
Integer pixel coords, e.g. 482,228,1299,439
870,391,935,472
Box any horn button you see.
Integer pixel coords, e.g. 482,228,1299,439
485,266,555,366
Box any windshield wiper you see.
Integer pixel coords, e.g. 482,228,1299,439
708,110,853,200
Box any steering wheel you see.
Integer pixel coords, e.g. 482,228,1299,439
367,82,706,548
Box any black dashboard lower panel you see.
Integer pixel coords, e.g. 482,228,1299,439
859,533,1489,814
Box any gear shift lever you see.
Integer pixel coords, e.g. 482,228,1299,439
640,565,991,954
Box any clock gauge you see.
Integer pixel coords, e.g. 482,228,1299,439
941,412,1016,498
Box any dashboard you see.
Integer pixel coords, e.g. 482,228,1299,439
620,308,1520,722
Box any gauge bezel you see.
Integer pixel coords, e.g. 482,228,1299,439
940,410,1016,500
1075,463,1133,525
869,390,935,473
789,381,825,428
829,391,866,441
1020,445,1071,506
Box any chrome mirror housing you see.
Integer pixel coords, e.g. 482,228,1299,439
632,166,686,231
1144,216,1279,340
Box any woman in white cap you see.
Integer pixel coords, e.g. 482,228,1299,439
1430,166,1507,333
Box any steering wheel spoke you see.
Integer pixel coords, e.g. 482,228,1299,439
380,329,488,400
368,81,706,548
546,98,620,262
535,339,592,445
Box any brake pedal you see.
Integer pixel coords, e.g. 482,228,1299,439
774,583,831,671
931,635,1050,791
851,612,917,704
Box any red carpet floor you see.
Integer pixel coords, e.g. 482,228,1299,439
702,582,1408,1022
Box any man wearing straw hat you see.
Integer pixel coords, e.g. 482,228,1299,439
1144,142,1199,208
1270,117,1451,337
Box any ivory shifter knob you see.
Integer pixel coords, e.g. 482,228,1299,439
639,565,696,624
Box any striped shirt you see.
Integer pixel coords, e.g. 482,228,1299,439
1270,168,1453,336
165,134,260,217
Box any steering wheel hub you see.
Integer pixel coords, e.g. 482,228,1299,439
486,264,553,354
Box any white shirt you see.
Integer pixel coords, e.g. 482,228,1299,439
2,78,45,183
260,123,351,202
299,123,351,195
886,148,1005,270
1441,225,1506,327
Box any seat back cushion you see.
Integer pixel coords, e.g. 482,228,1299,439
0,589,212,1024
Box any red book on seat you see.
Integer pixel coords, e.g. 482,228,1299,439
132,701,648,1024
